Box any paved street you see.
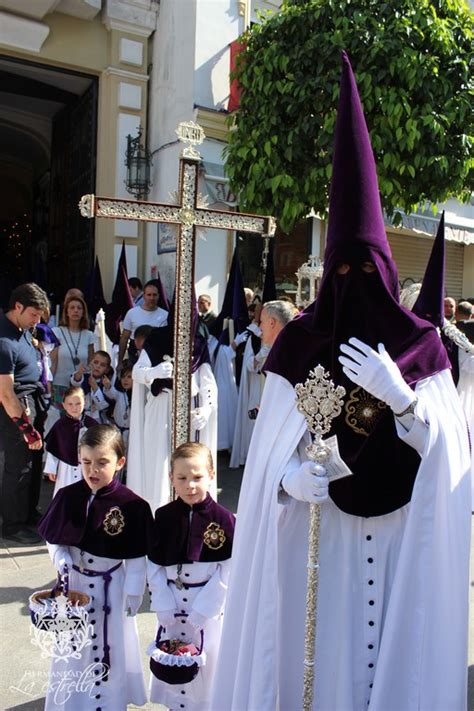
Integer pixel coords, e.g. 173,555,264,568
1,453,473,710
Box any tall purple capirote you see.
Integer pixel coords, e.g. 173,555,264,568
105,243,134,344
210,246,249,338
265,51,449,518
85,257,107,319
412,213,445,328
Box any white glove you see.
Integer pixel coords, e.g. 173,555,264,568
53,547,73,575
338,338,415,414
149,361,173,380
187,610,208,630
125,594,143,617
281,461,329,504
191,405,212,431
157,609,178,627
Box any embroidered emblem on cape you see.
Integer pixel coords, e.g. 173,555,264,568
103,506,125,536
344,387,387,436
203,522,226,550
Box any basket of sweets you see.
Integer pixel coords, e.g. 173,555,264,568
149,615,206,685
29,567,91,633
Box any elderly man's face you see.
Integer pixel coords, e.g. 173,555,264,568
444,298,456,319
198,296,211,314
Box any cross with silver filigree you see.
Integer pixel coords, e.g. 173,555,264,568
79,121,276,449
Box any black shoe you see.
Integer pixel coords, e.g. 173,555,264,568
27,509,43,525
3,529,43,545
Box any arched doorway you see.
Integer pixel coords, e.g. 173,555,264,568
0,57,98,308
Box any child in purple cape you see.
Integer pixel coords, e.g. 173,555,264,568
43,385,96,496
38,424,153,711
147,442,235,711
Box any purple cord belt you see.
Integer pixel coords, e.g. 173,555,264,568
73,561,122,675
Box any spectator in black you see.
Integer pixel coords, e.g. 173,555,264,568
0,283,49,544
198,293,217,329
128,277,144,307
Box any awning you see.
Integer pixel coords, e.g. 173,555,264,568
386,207,474,246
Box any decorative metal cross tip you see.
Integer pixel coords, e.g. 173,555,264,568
175,121,206,160
295,364,346,463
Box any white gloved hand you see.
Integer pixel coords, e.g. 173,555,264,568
157,609,177,627
53,547,73,575
338,337,415,414
149,361,173,380
191,405,212,431
125,594,143,617
187,610,208,630
281,461,329,504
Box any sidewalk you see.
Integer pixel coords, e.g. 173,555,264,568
0,452,242,711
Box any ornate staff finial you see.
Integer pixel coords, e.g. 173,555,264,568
295,364,346,463
175,121,206,160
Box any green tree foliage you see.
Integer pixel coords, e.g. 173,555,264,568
225,0,473,232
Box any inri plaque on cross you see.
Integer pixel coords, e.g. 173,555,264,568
79,121,276,449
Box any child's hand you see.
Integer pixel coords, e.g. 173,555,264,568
88,376,98,392
102,375,111,391
73,363,87,381
48,473,57,482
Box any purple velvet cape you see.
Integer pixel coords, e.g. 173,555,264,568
44,413,97,465
265,53,449,518
38,478,153,559
148,493,235,566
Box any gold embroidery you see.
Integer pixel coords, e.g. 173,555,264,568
203,522,226,550
344,387,387,436
103,506,125,536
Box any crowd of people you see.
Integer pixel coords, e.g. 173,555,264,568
0,52,473,710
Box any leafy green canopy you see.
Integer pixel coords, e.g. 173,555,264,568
225,0,473,233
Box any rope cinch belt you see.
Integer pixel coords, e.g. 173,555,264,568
167,579,207,589
73,561,122,676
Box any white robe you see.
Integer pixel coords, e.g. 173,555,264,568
44,452,83,497
128,351,218,512
44,546,147,711
230,326,264,468
148,559,230,711
213,344,238,451
211,370,471,710
457,348,474,509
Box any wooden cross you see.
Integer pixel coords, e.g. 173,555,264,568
79,121,276,450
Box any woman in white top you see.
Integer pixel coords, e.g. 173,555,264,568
49,296,95,424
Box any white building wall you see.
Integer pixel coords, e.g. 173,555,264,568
194,0,242,109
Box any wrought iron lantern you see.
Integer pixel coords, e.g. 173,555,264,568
295,255,324,309
125,126,152,198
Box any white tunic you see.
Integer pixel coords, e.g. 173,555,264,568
457,348,474,509
44,452,83,497
211,370,471,710
148,559,230,711
44,546,147,711
213,344,238,451
128,352,218,512
230,335,268,468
